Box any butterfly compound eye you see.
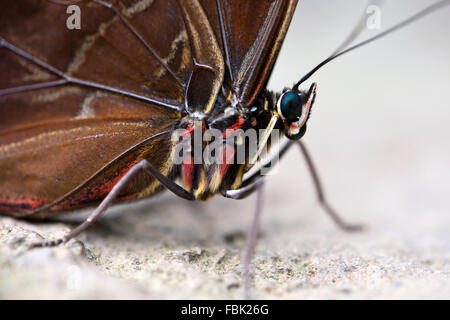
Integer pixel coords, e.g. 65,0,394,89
278,91,304,120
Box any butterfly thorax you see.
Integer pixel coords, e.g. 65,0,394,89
172,90,278,200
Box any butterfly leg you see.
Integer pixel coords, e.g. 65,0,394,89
222,178,264,299
297,141,363,232
244,140,363,231
221,139,363,296
29,160,194,249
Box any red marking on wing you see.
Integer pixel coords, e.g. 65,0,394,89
182,156,194,190
52,159,139,211
182,123,206,139
182,125,195,138
247,56,273,107
223,117,245,138
0,198,46,213
219,145,236,179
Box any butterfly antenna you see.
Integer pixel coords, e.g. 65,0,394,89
328,0,384,59
294,0,450,89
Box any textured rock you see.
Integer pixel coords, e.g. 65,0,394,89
1,0,450,299
1,179,450,299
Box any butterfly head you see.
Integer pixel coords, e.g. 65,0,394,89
276,82,317,140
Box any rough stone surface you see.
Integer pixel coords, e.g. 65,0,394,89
1,186,450,299
1,0,450,299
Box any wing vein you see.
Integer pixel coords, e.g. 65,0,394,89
0,38,181,111
94,0,186,89
215,0,235,86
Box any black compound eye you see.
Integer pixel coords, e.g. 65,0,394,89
279,91,304,120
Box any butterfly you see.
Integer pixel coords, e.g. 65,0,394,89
1,0,448,297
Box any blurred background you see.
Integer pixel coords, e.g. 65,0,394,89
269,0,450,254
1,0,450,299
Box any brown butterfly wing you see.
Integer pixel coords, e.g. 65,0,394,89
0,0,297,216
0,0,191,105
0,85,179,216
200,0,298,106
0,0,223,216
